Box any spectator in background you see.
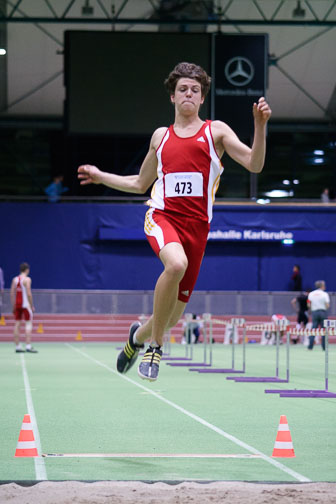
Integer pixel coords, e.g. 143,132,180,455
307,280,330,351
290,264,302,291
182,314,203,344
260,314,288,345
291,289,310,343
224,321,239,345
291,289,309,328
321,188,330,203
44,174,69,202
0,265,4,318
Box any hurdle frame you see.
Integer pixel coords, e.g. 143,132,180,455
227,318,290,383
266,320,336,398
190,317,246,374
161,313,195,362
166,313,213,368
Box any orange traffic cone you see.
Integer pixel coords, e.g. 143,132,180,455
272,415,295,458
15,414,38,457
0,315,5,326
37,323,44,334
75,331,82,341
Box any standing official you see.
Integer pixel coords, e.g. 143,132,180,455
10,263,38,353
307,280,330,350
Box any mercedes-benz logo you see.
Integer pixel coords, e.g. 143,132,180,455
224,57,254,87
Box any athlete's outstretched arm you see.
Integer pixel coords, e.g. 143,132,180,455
10,279,16,310
77,128,166,194
214,97,271,173
24,277,34,311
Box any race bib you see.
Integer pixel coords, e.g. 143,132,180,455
165,172,203,198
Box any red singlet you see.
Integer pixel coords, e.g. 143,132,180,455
13,275,32,321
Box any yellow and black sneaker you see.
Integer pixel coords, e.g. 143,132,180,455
138,346,162,382
116,322,143,373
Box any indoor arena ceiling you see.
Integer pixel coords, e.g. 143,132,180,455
1,0,336,122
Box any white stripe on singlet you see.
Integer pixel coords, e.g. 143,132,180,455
144,208,165,250
204,124,223,222
149,129,170,211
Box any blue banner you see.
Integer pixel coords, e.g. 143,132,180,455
208,229,336,242
2,202,336,291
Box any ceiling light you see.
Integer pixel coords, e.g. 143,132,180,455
0,49,6,55
282,179,290,185
292,1,305,18
314,150,324,155
264,190,292,198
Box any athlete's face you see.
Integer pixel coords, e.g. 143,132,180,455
171,78,204,113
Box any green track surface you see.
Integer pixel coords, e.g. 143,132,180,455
1,342,335,482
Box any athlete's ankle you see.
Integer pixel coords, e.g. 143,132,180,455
133,328,146,347
151,340,162,349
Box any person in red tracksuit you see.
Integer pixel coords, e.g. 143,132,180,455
10,262,38,353
78,62,271,381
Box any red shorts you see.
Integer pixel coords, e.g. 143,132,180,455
14,307,32,321
144,208,209,302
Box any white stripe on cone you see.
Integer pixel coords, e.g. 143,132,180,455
16,441,37,449
278,424,289,431
21,424,33,430
274,441,294,449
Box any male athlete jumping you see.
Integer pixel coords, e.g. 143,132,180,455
78,62,271,381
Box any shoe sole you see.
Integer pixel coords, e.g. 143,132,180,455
137,368,158,382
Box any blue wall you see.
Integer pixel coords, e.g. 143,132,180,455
1,202,336,291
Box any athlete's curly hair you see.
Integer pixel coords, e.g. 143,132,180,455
164,62,211,98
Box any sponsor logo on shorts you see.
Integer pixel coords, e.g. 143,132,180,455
181,290,190,296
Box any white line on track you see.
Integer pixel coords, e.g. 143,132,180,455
20,354,47,481
67,344,311,483
43,453,261,458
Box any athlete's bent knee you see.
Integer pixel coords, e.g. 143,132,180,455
165,257,188,280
